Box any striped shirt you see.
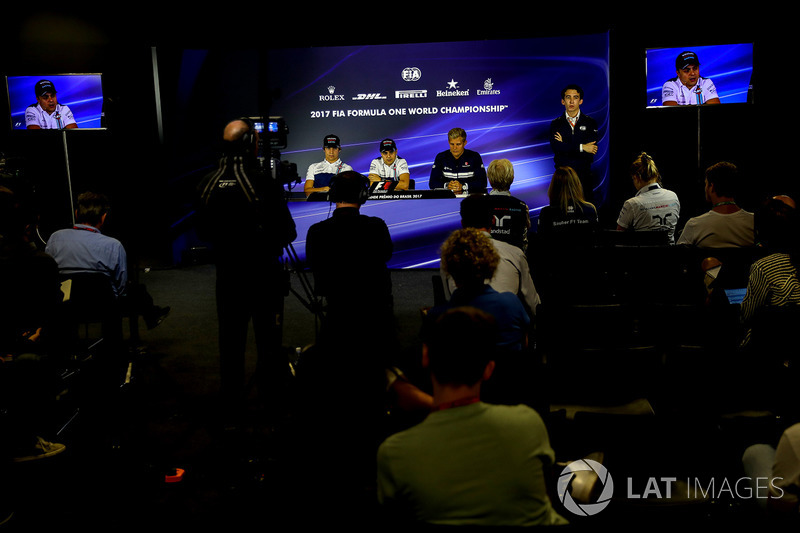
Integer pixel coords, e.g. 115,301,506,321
740,253,800,344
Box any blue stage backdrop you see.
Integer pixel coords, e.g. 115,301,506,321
269,32,610,269
6,74,105,129
645,43,754,108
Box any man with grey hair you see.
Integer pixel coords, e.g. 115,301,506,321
486,159,530,252
441,194,540,319
429,127,487,194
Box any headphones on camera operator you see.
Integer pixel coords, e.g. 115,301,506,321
328,170,370,206
225,116,258,154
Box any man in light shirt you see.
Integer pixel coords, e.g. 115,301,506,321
368,138,410,190
677,162,754,248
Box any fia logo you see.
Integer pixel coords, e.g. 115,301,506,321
402,67,421,82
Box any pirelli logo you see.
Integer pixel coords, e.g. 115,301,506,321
395,90,428,99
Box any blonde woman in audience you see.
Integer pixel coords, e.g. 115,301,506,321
616,153,680,243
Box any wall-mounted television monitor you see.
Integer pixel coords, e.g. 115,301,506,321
265,32,610,268
645,43,754,108
5,73,105,130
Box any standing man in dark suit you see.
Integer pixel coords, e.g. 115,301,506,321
550,84,599,202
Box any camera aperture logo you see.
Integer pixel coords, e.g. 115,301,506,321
557,459,614,516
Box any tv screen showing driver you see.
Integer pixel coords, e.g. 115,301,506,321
645,43,754,108
6,73,104,130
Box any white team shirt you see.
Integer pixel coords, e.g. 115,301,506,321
369,157,409,181
25,103,77,129
617,183,681,242
305,158,353,182
661,77,718,106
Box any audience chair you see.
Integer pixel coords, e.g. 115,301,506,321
59,272,123,359
431,274,446,307
739,305,800,417
56,272,131,442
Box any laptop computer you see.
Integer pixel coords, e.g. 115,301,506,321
723,287,748,305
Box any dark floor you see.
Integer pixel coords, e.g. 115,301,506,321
1,264,433,531
0,264,792,530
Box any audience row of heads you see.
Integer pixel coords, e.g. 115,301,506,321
628,152,742,200
628,153,800,251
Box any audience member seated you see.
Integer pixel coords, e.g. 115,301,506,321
485,159,530,252
441,194,540,319
742,422,800,516
305,171,395,346
537,165,598,245
677,161,754,248
531,166,601,303
740,198,800,347
0,186,65,462
755,195,796,250
616,152,681,243
377,306,567,527
44,191,169,331
431,227,530,352
385,366,433,415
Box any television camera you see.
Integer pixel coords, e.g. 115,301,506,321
250,116,300,187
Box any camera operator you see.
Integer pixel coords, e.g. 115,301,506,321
196,117,297,428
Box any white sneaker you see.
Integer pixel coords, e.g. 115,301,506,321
12,437,66,463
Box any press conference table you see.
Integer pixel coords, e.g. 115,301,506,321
293,189,457,202
286,189,462,269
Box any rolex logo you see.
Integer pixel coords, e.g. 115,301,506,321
320,86,345,101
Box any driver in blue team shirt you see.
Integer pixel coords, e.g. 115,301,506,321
368,138,410,190
304,134,353,197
